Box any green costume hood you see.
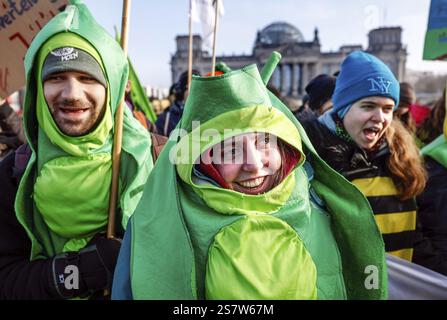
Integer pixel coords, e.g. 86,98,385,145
129,53,387,299
15,0,153,259
422,89,447,168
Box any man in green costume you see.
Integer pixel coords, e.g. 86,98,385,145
0,0,154,299
112,53,388,300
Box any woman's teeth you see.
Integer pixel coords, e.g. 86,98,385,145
238,177,265,188
364,128,379,137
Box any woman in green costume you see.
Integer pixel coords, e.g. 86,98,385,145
112,53,387,300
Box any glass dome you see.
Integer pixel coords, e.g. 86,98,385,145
258,22,304,46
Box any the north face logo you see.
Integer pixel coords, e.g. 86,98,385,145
50,47,79,62
367,77,392,94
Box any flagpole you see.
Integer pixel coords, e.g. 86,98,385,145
188,0,194,88
211,0,220,76
107,0,131,240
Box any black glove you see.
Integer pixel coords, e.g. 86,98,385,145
0,101,13,120
51,235,122,299
0,132,22,149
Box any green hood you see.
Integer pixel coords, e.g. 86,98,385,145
15,0,154,259
422,88,447,168
174,65,305,215
129,53,387,299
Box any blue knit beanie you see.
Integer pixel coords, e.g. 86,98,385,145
332,51,400,119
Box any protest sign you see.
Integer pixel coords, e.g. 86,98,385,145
0,0,68,98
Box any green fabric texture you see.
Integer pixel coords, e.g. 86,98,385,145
175,105,304,215
14,0,154,260
421,135,447,168
205,214,317,300
177,167,347,300
129,54,387,299
128,59,157,123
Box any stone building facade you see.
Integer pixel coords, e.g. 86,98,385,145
170,22,407,98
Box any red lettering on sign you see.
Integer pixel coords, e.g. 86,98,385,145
35,20,42,29
0,67,9,93
9,32,30,49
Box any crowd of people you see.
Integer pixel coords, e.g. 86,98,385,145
0,2,446,300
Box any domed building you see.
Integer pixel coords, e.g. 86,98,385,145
171,21,407,99
255,22,305,46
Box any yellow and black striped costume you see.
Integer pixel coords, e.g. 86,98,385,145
303,119,418,261
351,175,417,261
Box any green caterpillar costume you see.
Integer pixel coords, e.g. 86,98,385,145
15,0,153,260
421,91,447,166
112,53,387,300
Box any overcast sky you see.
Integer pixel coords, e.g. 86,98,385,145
83,0,445,88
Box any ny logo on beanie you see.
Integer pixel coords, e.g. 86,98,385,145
367,77,392,94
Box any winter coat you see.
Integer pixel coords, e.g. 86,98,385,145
155,100,185,137
302,114,447,274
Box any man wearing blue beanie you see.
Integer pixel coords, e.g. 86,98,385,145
302,51,446,276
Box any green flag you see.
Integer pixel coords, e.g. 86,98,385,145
115,28,157,123
128,59,157,123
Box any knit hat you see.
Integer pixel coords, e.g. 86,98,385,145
305,74,336,111
172,69,200,100
332,51,399,119
42,47,107,87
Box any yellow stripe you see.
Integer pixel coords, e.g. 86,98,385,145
351,177,398,197
374,211,416,234
388,248,413,262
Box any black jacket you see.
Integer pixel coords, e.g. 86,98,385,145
0,151,60,299
302,118,447,275
417,157,447,260
155,100,184,137
0,101,26,160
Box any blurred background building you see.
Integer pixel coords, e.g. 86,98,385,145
171,21,407,99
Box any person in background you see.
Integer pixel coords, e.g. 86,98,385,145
417,89,446,147
155,70,199,137
395,82,417,134
302,51,438,271
417,89,447,276
0,98,26,160
124,80,157,133
294,74,335,123
306,74,336,116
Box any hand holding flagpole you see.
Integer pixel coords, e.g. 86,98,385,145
107,0,131,240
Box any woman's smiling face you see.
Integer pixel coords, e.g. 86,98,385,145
213,132,282,195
